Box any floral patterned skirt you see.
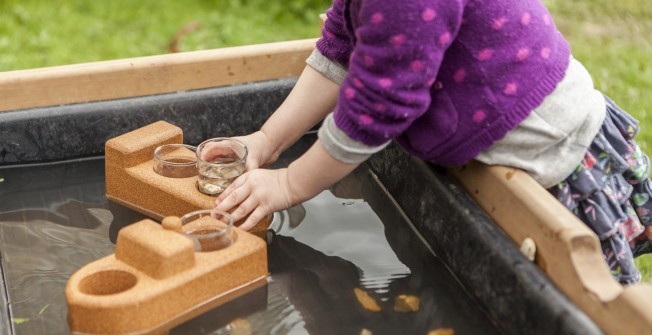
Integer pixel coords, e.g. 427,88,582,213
547,96,652,285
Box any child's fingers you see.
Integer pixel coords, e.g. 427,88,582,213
238,207,269,231
215,174,247,205
215,185,247,214
230,196,258,223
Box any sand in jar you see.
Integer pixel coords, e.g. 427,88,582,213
196,138,247,195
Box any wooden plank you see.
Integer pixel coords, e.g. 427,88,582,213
451,161,652,335
0,38,317,112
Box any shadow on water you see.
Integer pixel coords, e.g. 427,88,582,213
0,142,502,334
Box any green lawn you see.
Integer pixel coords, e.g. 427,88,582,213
2,0,652,280
0,0,330,71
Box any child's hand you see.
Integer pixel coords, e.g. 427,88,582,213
213,168,298,231
236,131,280,170
199,131,278,171
214,140,361,231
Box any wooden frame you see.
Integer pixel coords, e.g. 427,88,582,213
0,38,316,113
451,162,652,335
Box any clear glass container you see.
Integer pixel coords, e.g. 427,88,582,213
195,138,247,195
180,209,234,252
153,144,198,178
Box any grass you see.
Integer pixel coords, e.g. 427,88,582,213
1,0,652,280
0,0,330,71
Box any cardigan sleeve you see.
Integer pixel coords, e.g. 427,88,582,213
332,0,465,146
316,0,355,68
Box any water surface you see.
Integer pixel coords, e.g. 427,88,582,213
0,153,501,335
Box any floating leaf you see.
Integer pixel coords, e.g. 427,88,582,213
354,288,381,312
12,318,30,325
428,328,455,335
394,294,420,313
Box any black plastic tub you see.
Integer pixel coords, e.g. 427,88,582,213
0,78,603,335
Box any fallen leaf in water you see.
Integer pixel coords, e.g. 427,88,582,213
228,318,252,335
428,328,455,335
12,318,29,325
354,288,381,312
394,294,420,312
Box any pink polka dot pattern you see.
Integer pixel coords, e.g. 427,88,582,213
364,55,375,66
422,8,437,22
379,78,393,88
492,17,507,30
371,12,384,25
374,103,387,112
410,60,425,72
391,34,407,47
473,110,487,123
359,114,374,125
543,14,551,26
439,32,451,46
517,48,530,61
453,69,466,83
503,83,518,95
521,12,531,26
540,47,551,59
344,87,356,99
325,31,335,39
352,77,365,88
477,48,494,61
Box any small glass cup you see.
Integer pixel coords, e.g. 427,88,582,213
153,144,198,178
180,209,234,252
195,138,247,195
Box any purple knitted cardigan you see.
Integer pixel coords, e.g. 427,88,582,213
317,0,571,166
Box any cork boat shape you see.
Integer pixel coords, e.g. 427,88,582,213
65,217,268,335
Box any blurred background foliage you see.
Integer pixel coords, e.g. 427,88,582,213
0,0,331,70
1,0,652,278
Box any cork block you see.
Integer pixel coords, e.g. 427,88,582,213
115,220,195,279
66,217,268,335
105,121,270,238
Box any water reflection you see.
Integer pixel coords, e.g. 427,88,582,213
271,191,411,300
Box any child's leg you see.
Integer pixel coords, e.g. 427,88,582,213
547,96,650,285
549,171,641,285
605,95,652,256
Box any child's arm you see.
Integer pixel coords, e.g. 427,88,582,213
256,64,340,166
199,64,341,170
214,139,359,230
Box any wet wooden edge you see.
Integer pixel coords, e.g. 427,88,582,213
451,161,652,335
0,38,317,113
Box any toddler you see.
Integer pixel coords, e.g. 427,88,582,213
205,0,652,285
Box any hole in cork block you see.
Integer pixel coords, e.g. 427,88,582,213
78,270,138,295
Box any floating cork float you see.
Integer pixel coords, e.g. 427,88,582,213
105,120,271,238
66,215,268,335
